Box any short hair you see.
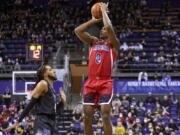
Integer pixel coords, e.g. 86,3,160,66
34,65,48,88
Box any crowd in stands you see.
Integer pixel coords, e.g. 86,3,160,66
138,71,172,82
0,0,179,73
0,92,179,135
114,0,180,72
118,23,180,72
0,0,87,71
0,99,34,135
118,39,179,73
68,93,180,135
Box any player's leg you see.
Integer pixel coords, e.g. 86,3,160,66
83,105,95,135
34,115,54,135
99,80,113,135
101,104,112,135
83,79,97,135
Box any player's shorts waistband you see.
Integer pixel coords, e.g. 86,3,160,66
88,76,111,80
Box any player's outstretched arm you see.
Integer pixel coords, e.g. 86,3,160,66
59,87,66,104
74,18,101,45
101,3,119,50
3,80,47,133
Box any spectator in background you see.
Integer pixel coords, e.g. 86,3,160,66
67,123,77,135
72,108,83,123
145,92,156,104
14,0,22,6
140,52,148,64
138,71,148,81
74,102,83,113
168,92,178,104
119,28,132,39
133,52,140,63
162,95,170,116
121,95,130,109
14,60,21,71
95,121,103,135
93,108,101,124
117,53,128,69
140,0,147,8
6,58,14,71
113,122,126,135
112,95,121,107
153,73,159,81
127,51,134,64
154,103,163,114
141,28,148,38
129,42,143,51
169,119,178,131
120,42,128,51
0,40,6,51
164,126,171,135
0,56,5,73
1,117,9,130
165,58,173,70
2,87,11,109
136,42,143,51
112,103,121,117
162,73,171,82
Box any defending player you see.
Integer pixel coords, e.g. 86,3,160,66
4,65,66,135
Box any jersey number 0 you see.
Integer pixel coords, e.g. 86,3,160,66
96,53,101,64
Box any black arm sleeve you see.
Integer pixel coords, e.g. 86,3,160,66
18,97,38,122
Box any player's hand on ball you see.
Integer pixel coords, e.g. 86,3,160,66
92,16,102,22
100,3,109,13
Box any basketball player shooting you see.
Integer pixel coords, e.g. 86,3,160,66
75,3,119,135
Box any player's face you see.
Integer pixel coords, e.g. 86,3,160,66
45,66,57,80
100,26,108,39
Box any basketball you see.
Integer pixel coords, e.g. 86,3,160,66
91,3,102,19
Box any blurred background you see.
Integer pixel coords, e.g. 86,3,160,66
0,0,180,134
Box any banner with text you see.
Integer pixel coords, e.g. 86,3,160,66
114,80,180,94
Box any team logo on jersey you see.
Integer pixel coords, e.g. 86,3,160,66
92,45,109,51
96,53,101,64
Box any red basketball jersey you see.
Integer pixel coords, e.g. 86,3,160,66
88,40,117,79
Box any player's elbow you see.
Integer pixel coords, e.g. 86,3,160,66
74,27,80,35
74,28,78,34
